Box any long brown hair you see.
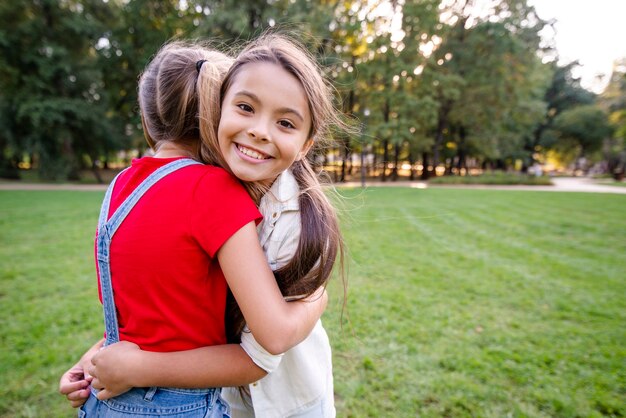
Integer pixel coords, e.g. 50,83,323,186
217,33,348,342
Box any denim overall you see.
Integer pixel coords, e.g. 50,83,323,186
79,158,230,418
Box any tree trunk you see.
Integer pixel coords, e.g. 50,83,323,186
340,56,357,183
340,142,350,182
433,101,451,175
372,148,378,177
91,158,104,184
420,152,430,180
381,139,389,182
391,142,400,181
456,126,467,172
380,96,391,182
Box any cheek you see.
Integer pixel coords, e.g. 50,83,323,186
216,126,227,146
284,147,305,164
293,138,311,158
217,113,232,138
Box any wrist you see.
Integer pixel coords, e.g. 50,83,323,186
125,349,146,388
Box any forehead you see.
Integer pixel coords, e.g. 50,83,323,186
227,62,310,117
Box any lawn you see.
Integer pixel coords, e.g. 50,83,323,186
427,172,552,185
1,188,624,417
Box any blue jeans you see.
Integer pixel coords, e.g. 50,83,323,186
79,387,230,418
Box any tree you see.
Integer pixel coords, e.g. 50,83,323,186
598,59,626,179
390,0,441,180
344,0,440,181
430,0,549,173
550,105,613,172
0,0,116,180
526,61,595,171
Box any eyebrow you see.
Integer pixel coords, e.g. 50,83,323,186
233,90,305,123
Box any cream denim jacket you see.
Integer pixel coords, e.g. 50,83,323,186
222,169,335,418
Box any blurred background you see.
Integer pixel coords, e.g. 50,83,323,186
0,0,624,185
1,2,625,417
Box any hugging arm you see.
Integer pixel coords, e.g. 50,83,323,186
90,222,325,399
89,341,267,400
77,220,326,401
217,221,327,355
90,287,324,401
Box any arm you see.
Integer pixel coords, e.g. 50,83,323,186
59,338,104,407
89,340,267,400
89,287,327,400
217,221,327,355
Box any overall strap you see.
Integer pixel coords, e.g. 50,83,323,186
96,158,201,345
97,167,128,234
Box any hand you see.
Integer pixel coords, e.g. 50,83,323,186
89,341,140,400
298,285,328,326
59,363,91,408
303,286,328,309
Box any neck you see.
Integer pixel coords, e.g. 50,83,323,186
153,142,195,159
260,176,278,189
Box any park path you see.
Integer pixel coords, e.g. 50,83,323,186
1,177,625,194
340,176,626,194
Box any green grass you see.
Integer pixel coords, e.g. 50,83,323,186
0,191,104,418
328,187,625,417
428,172,553,185
594,179,626,188
2,169,121,184
1,189,625,417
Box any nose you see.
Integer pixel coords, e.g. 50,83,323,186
247,119,271,142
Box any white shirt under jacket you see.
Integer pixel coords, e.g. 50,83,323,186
222,169,336,418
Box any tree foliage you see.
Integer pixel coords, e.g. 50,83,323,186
0,0,620,180
551,105,613,159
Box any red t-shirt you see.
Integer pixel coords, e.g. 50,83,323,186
97,157,261,352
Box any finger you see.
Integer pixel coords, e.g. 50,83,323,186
91,378,104,391
59,379,89,395
66,388,90,402
70,397,88,408
87,365,97,378
96,389,113,400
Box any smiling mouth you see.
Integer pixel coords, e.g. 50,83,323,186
236,144,271,160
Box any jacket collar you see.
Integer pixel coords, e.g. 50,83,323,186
261,169,300,214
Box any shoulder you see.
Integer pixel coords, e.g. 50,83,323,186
179,164,255,212
186,165,247,193
183,163,231,179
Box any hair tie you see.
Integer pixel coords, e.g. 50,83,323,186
196,60,207,73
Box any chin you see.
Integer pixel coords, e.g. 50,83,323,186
232,171,258,183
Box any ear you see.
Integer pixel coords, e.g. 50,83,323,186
295,139,314,161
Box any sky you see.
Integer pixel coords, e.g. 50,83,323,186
529,0,626,93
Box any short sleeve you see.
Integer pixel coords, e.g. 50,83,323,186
190,169,262,257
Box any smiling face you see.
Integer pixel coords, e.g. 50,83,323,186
217,62,313,187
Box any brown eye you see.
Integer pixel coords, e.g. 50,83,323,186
237,103,253,112
279,120,295,129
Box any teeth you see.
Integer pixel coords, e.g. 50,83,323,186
237,144,270,160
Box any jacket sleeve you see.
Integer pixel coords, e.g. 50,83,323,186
240,326,284,373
